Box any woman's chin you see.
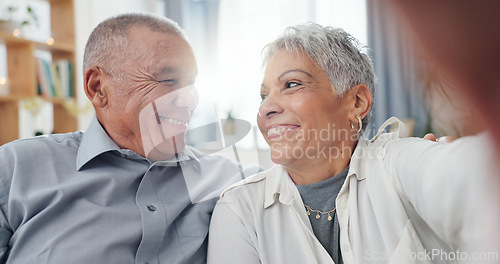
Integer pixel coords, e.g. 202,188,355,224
268,147,300,166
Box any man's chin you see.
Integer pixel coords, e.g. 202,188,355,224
146,137,187,161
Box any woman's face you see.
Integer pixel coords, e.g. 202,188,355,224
258,49,355,166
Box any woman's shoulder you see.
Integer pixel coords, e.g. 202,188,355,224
219,165,282,201
214,165,287,222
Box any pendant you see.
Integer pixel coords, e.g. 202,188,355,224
316,213,321,219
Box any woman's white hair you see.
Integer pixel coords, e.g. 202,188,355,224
262,23,376,132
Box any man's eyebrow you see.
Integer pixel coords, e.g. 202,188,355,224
278,69,312,80
153,67,179,78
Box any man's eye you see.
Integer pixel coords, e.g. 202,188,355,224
159,79,177,86
285,81,301,88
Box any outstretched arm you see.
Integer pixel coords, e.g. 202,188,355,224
384,134,499,250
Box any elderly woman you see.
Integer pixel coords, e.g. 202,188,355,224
207,23,498,264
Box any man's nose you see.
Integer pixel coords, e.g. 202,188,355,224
173,85,198,110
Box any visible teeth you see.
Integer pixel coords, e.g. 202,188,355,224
268,126,295,136
159,116,185,125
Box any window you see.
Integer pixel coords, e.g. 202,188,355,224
185,0,367,149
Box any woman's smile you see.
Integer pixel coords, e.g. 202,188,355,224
266,125,301,139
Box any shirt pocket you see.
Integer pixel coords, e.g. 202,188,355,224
390,220,432,264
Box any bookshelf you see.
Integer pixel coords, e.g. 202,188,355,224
0,0,76,145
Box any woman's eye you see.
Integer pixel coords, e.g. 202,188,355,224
260,94,267,103
285,81,301,89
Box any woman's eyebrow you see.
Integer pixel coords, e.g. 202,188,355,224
260,83,267,92
278,69,312,81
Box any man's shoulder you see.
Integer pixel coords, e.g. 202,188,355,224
0,131,84,158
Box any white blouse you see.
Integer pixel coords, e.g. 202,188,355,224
207,118,500,264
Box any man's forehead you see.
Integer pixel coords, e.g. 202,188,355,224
129,30,192,59
127,25,185,43
120,25,196,75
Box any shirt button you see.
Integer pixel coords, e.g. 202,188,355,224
147,205,156,212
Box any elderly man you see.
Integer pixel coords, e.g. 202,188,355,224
0,13,258,263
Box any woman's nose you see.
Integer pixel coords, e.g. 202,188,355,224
258,93,283,118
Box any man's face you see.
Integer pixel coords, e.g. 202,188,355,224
104,26,198,160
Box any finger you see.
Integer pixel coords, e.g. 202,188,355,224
437,136,457,143
424,133,437,141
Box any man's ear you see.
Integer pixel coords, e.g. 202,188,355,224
84,67,108,108
348,84,372,120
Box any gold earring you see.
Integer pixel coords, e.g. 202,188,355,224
351,116,362,133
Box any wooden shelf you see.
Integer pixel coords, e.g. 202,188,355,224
0,0,76,145
0,95,75,104
0,95,26,102
0,31,74,53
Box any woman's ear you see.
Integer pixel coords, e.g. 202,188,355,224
349,84,372,119
84,67,108,108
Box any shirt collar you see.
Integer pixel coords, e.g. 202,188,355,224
264,165,299,208
348,117,405,181
348,137,368,181
76,116,121,171
264,159,358,208
76,115,200,171
151,146,200,168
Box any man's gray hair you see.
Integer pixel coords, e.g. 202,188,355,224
83,12,188,75
262,23,376,132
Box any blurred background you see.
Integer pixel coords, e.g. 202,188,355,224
0,0,467,167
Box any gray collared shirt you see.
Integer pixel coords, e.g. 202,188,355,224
0,116,259,264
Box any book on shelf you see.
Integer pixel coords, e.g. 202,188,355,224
35,57,74,99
